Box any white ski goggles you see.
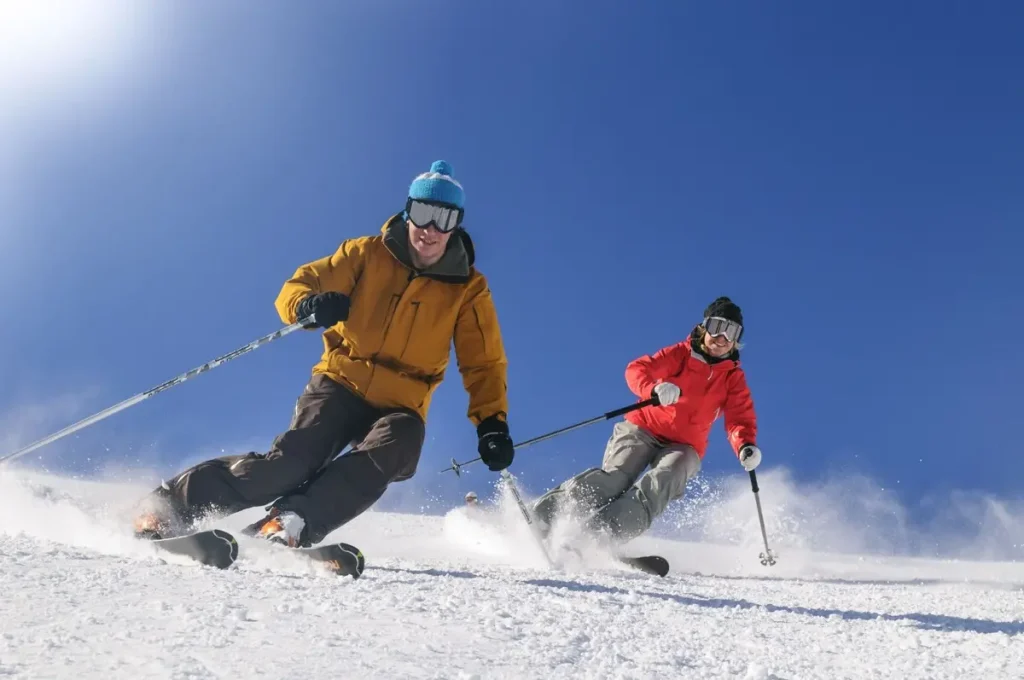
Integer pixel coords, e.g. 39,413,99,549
704,316,742,343
407,199,463,233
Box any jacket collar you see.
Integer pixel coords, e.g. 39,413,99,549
381,213,475,284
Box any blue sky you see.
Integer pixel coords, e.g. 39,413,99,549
2,3,1021,534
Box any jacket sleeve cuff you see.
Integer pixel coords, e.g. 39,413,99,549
632,378,656,400
476,414,509,439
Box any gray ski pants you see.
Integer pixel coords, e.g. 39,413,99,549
147,374,424,544
531,420,701,542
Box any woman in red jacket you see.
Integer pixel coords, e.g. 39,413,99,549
531,297,762,543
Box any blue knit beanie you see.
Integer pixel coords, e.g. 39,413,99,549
408,160,465,209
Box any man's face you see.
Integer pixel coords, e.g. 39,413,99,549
407,220,452,268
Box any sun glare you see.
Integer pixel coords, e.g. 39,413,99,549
0,0,164,251
0,0,159,108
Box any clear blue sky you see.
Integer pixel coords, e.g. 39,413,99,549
2,3,1021,527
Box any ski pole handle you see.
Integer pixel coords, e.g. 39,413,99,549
604,398,659,418
749,469,759,493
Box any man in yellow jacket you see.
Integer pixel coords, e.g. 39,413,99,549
133,160,513,548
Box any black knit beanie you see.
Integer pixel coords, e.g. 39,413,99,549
704,296,743,326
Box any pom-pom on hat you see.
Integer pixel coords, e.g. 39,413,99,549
408,160,465,209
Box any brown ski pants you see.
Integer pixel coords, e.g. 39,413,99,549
151,374,425,544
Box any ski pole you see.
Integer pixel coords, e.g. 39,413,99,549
500,468,555,568
749,470,776,566
442,397,659,475
0,316,315,466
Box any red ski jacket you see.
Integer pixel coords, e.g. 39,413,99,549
624,331,757,458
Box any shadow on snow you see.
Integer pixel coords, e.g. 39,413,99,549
523,578,1024,636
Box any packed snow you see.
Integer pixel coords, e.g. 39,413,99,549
0,468,1021,679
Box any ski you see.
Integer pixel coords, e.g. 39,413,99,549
294,541,366,579
618,554,669,577
148,529,239,570
551,541,669,577
237,516,364,578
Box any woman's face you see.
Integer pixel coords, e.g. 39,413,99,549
703,330,736,358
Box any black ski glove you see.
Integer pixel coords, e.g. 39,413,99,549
296,292,350,328
477,415,514,472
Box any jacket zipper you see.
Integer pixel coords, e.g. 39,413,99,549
367,270,419,393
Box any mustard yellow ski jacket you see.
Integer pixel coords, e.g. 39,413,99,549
275,214,508,426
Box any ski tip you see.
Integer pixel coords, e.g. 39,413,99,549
299,541,366,580
147,528,239,570
620,555,670,577
338,542,365,580
212,529,240,564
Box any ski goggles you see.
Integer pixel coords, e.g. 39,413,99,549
406,199,463,233
704,316,743,343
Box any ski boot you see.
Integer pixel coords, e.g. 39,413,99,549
245,508,309,548
131,482,187,540
244,509,359,576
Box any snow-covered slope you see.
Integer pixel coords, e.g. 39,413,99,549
1,469,1021,679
